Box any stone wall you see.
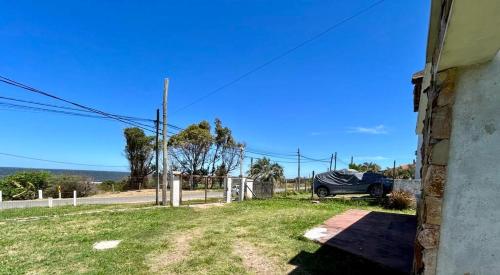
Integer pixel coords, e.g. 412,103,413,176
413,68,455,275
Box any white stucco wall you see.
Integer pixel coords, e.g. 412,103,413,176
436,52,500,274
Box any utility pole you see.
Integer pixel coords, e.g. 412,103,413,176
334,152,337,171
311,170,315,200
350,156,354,165
393,160,396,180
297,148,301,191
155,108,160,205
162,78,169,206
239,145,244,178
329,154,333,171
250,157,253,170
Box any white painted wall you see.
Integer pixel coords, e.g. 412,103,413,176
437,52,500,274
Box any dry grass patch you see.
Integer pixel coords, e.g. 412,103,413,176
233,240,283,275
147,228,203,273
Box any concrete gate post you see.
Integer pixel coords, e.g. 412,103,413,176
239,178,245,201
170,173,180,207
224,177,232,203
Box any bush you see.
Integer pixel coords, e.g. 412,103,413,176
45,175,97,198
0,171,51,200
385,190,414,210
98,180,127,192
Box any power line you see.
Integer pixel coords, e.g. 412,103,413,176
173,0,386,113
301,154,331,162
0,152,128,168
0,75,159,133
0,95,185,131
0,101,182,135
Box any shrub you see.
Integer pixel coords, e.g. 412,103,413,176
99,180,127,192
45,175,97,198
0,171,51,200
385,190,414,210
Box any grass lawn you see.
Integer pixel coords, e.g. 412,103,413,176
0,194,415,274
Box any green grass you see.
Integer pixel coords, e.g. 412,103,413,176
0,196,414,274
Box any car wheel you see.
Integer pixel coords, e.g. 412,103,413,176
316,187,329,198
369,185,383,197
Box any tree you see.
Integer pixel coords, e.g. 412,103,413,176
348,162,381,172
383,163,415,179
0,171,50,200
124,127,155,190
248,157,284,183
168,121,213,176
210,118,231,175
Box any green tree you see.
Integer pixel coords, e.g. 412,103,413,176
248,157,284,183
168,121,213,175
124,127,155,190
348,162,381,172
0,171,51,200
210,118,232,175
383,163,415,179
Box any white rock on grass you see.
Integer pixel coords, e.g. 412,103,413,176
304,227,327,241
93,240,121,250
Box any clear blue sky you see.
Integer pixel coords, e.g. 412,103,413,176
0,0,429,177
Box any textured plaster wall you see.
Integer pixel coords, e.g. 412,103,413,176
436,52,500,274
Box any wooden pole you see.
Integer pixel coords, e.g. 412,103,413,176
334,152,337,171
155,108,160,205
393,160,396,179
329,154,333,171
162,78,169,206
239,145,244,178
311,171,315,200
297,148,301,191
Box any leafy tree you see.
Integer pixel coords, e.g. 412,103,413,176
168,121,213,176
124,127,155,190
248,157,284,183
383,163,415,179
168,119,245,182
348,162,381,172
0,171,50,200
209,118,231,175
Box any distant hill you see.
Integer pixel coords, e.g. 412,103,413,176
0,167,129,182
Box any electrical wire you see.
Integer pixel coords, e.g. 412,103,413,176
0,152,128,168
173,0,386,113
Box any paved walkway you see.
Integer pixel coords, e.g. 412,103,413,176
305,209,417,274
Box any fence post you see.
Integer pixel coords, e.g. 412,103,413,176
205,177,208,203
225,177,232,203
48,197,53,208
73,190,77,206
239,178,245,202
38,190,43,199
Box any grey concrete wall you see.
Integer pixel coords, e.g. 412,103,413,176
436,52,500,274
393,179,421,197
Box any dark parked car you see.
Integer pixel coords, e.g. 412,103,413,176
313,170,393,198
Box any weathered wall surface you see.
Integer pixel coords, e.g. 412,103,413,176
436,52,500,274
413,67,455,275
394,179,421,197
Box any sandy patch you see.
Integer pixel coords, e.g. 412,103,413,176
233,240,279,275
